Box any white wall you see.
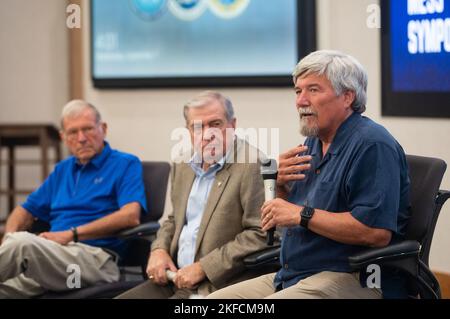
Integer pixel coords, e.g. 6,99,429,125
1,0,449,273
0,0,69,221
0,0,69,123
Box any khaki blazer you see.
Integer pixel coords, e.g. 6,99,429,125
152,139,268,294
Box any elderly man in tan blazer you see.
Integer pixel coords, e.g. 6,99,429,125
117,91,268,299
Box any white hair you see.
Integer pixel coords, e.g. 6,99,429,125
292,50,368,113
60,100,101,129
183,91,235,123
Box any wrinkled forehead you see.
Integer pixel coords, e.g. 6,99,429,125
186,101,227,123
62,108,98,129
295,72,332,88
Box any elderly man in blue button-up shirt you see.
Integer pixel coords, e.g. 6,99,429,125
0,100,147,298
209,50,411,299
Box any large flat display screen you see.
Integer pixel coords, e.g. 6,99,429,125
382,0,450,117
91,0,316,88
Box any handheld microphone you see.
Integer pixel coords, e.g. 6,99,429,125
166,270,177,282
260,158,278,246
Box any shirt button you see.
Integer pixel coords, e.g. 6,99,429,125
315,169,320,174
284,264,289,270
287,231,292,236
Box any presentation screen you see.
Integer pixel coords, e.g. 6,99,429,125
91,0,316,88
381,0,450,117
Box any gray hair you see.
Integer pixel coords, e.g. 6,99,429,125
183,91,235,123
60,100,102,129
292,50,367,113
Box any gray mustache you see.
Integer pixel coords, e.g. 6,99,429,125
298,108,317,116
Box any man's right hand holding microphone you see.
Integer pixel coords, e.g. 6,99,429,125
261,145,312,233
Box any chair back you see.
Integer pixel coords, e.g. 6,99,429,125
121,161,171,267
141,161,171,223
405,155,447,266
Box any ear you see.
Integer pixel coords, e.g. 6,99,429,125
343,90,356,109
229,118,237,129
101,122,108,136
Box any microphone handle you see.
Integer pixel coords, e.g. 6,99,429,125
166,270,176,282
263,179,277,246
267,228,275,246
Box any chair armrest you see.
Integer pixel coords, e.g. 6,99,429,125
437,189,450,206
243,245,281,269
116,222,160,240
348,240,420,270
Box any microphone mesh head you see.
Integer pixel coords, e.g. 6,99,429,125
260,158,278,175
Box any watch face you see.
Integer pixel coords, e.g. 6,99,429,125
300,206,313,228
302,206,314,218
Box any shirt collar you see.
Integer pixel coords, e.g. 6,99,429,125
327,112,361,155
189,146,231,176
73,141,111,169
309,112,361,157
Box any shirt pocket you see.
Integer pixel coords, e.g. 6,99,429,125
316,180,335,191
312,181,338,209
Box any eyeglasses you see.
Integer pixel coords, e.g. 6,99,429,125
189,120,226,132
64,124,100,141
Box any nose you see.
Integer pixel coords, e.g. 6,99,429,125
202,128,216,141
296,91,310,110
76,130,88,142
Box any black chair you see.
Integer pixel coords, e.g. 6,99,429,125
244,155,449,299
39,161,171,299
349,155,449,299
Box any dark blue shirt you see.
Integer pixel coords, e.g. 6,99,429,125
274,113,410,297
22,142,147,257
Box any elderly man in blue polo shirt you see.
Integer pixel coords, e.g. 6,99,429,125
0,100,147,298
209,50,411,299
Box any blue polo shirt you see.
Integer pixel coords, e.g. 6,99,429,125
22,142,147,258
274,113,410,297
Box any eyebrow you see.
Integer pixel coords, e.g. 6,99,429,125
189,119,224,127
295,83,321,90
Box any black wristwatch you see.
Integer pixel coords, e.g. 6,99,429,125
300,206,315,229
71,227,79,242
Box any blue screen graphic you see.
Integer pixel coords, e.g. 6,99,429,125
92,0,298,79
391,0,450,92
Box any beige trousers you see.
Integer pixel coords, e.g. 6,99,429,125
208,271,382,299
0,232,120,298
